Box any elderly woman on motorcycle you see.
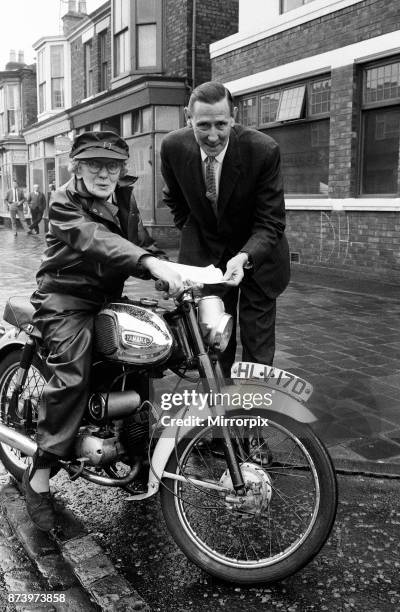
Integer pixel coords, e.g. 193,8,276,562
24,131,183,531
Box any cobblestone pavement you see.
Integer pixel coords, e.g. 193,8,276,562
0,225,398,473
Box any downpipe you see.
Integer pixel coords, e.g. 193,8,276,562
0,423,140,487
0,422,37,456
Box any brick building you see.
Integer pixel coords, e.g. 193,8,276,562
0,52,37,215
22,0,239,243
211,0,400,281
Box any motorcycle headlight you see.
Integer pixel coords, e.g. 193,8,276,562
209,313,233,353
197,296,233,352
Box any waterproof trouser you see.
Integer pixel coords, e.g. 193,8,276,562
30,291,102,458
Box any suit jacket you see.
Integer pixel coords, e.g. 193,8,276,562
5,187,26,205
160,124,290,298
27,191,46,211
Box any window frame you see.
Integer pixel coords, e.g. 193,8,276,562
50,45,65,110
112,0,163,78
239,75,331,130
280,0,317,14
236,75,331,197
359,58,400,197
84,40,94,98
6,83,19,134
98,30,109,92
134,0,161,71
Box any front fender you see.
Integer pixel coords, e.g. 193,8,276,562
0,327,25,357
132,384,316,500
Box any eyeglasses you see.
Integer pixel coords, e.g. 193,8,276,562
80,160,123,174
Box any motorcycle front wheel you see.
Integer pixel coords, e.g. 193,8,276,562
0,348,48,481
160,409,337,584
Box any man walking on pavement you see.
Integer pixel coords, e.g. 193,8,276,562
27,184,46,234
161,81,290,378
5,180,30,236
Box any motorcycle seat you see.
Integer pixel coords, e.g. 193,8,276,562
3,298,41,337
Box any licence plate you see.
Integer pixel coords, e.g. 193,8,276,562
231,361,313,403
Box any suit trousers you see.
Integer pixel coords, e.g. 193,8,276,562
203,277,276,378
29,207,44,233
30,291,102,458
9,203,29,233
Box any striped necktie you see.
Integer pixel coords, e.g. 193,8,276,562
205,156,218,215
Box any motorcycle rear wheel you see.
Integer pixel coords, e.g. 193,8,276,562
0,349,48,482
160,409,337,584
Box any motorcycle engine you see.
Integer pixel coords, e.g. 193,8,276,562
74,426,124,466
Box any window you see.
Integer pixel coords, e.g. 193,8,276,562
115,30,129,75
113,0,162,76
7,84,19,133
280,0,317,13
132,107,152,134
136,0,157,68
114,0,130,76
0,88,4,136
50,45,64,109
237,77,331,195
98,30,109,91
310,78,331,115
361,61,400,195
238,97,258,128
84,41,93,97
114,0,129,31
38,49,46,113
260,92,280,124
277,85,305,121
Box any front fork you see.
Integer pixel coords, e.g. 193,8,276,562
183,301,246,495
8,336,36,429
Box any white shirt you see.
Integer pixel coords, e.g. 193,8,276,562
200,142,229,200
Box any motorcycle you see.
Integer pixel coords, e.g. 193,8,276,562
0,283,337,584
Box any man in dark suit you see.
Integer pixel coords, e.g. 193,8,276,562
161,81,290,376
5,180,29,236
27,184,46,234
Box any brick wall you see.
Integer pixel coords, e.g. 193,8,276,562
286,210,400,281
189,0,239,85
20,69,37,128
164,0,190,78
212,0,400,82
70,38,85,105
328,64,360,199
164,0,238,84
70,18,111,106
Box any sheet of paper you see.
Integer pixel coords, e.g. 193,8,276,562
163,262,224,284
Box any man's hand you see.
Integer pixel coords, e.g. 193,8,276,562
141,256,184,297
222,253,248,286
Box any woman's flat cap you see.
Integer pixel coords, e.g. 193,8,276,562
70,131,129,160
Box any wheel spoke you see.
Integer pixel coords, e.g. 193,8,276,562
166,414,323,568
0,357,46,473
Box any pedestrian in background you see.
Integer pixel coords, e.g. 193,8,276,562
27,184,46,234
5,179,30,236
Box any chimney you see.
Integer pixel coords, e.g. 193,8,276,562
62,0,87,36
18,50,24,64
9,50,16,63
78,0,87,13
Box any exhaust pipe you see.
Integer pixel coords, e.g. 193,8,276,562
0,423,37,456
